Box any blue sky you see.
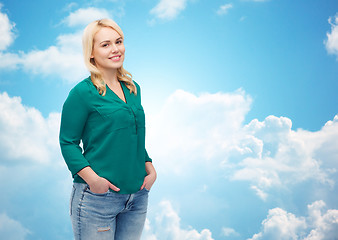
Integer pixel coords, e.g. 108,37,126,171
0,0,337,239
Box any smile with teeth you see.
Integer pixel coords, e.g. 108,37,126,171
110,55,121,61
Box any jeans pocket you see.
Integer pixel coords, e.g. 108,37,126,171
85,185,110,196
69,185,76,216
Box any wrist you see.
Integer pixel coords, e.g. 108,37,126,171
87,175,101,186
77,167,100,186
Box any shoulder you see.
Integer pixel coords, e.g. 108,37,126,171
71,77,95,95
132,80,141,94
133,80,140,88
65,77,95,104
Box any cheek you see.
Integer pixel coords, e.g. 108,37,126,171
92,51,107,65
91,48,103,60
120,46,126,55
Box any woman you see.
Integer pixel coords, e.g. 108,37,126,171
59,19,156,240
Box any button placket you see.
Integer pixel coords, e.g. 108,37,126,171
128,106,137,135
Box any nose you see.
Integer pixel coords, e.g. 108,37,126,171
111,44,119,53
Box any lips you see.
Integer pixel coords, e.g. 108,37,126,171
109,55,122,61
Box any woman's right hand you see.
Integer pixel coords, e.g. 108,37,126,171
89,176,120,193
77,166,120,193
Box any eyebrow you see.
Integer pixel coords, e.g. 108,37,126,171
99,37,123,44
99,40,110,44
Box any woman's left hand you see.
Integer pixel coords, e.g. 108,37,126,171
140,162,157,191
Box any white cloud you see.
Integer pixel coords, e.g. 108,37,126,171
0,51,21,69
62,2,78,12
0,7,123,82
21,31,88,82
147,89,252,175
150,0,188,20
0,92,60,165
0,92,71,238
0,4,16,51
324,13,338,59
0,213,31,240
148,89,338,200
305,201,338,240
143,200,214,240
222,227,240,237
251,185,268,201
216,3,233,16
249,200,338,240
229,115,338,200
145,90,338,238
249,208,306,240
0,8,91,82
62,7,111,27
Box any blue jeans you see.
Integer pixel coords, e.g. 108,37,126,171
70,182,149,240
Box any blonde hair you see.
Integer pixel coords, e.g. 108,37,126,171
82,19,136,96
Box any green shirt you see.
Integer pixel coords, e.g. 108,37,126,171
59,77,152,194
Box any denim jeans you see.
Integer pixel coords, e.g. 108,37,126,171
70,182,149,240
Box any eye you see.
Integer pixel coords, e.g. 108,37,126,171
116,39,123,44
102,43,109,47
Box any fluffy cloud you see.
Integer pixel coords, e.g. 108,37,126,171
249,200,338,240
20,31,87,82
230,115,338,200
147,89,252,175
221,227,240,237
145,89,337,238
143,200,214,240
150,0,189,20
250,208,306,240
148,90,337,200
0,51,21,70
305,201,338,240
0,4,16,51
324,13,338,59
216,3,233,16
0,92,72,239
0,36,87,81
0,92,60,165
62,7,111,27
0,7,109,82
0,213,31,240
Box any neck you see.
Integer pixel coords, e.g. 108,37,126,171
99,68,119,85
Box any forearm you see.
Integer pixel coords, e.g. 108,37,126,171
145,161,156,176
140,162,157,190
77,166,100,185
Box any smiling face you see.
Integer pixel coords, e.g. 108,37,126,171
91,27,125,73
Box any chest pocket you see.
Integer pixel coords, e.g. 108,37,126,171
96,104,134,132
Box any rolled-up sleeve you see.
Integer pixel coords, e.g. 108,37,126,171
59,88,90,177
145,149,152,162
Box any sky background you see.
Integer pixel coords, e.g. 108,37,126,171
0,0,337,239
